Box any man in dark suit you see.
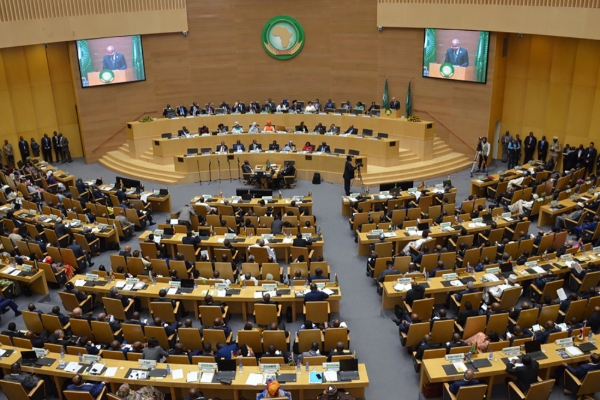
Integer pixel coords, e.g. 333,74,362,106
52,131,62,162
102,46,127,70
270,215,284,235
405,281,425,307
219,101,231,113
216,141,228,153
389,97,401,110
18,136,29,162
524,132,537,162
182,230,201,248
49,306,70,327
446,333,468,353
232,140,245,152
537,135,548,161
414,334,441,361
67,239,92,270
343,155,358,196
560,353,600,391
534,320,560,343
189,102,202,116
453,282,478,303
249,140,262,151
456,301,479,328
449,369,480,395
176,102,188,117
269,140,280,151
124,312,146,328
3,362,41,391
1,322,24,338
586,306,600,333
304,283,329,303
206,103,215,115
445,39,469,67
40,133,52,162
584,142,597,175
506,355,539,394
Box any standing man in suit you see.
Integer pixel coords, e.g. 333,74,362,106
501,131,513,163
41,133,52,162
102,46,127,70
549,136,561,164
176,102,188,117
52,131,62,162
3,139,13,168
524,132,537,162
537,135,548,162
505,355,539,394
584,142,597,175
445,39,469,67
343,156,359,196
389,97,401,110
59,133,72,163
18,136,29,162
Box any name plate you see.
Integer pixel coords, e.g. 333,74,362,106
560,254,573,261
472,218,483,223
445,354,464,362
126,278,139,285
22,265,32,272
224,233,236,239
83,354,100,363
486,267,500,274
262,283,277,291
260,363,280,372
406,227,417,232
215,283,228,290
86,273,98,281
503,346,521,356
316,283,326,289
322,362,340,371
556,337,573,347
501,212,511,218
370,229,384,235
442,273,457,281
138,359,157,369
34,349,47,358
440,222,451,228
199,362,217,371
397,278,412,285
594,246,600,253
524,261,538,268
169,281,181,288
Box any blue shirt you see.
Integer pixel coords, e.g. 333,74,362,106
67,382,105,397
304,290,329,303
215,343,239,360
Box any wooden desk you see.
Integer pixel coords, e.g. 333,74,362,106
0,265,48,294
469,164,538,197
190,196,314,216
421,334,599,398
0,347,368,400
97,185,173,214
69,275,339,322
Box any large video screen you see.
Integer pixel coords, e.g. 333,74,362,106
423,29,489,84
76,35,146,88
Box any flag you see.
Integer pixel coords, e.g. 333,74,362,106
77,40,93,79
475,31,489,83
132,35,146,80
405,80,412,117
423,28,436,71
469,343,475,354
382,78,389,110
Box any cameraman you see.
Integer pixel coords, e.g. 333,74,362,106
344,155,360,196
477,137,490,172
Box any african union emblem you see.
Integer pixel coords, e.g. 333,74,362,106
262,16,304,60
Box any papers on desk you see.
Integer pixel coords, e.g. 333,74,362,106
394,283,411,292
3,267,15,274
75,279,86,286
482,274,499,282
200,372,214,383
186,371,198,382
217,238,225,243
104,367,117,377
508,357,523,367
246,373,264,386
405,230,422,237
322,288,335,295
171,369,184,380
383,232,397,238
133,282,145,290
115,281,126,288
255,290,277,298
9,270,20,276
153,235,161,244
565,346,584,357
167,288,178,295
123,284,133,291
346,197,357,202
452,362,467,373
450,280,463,287
531,266,546,274
283,238,293,244
140,193,150,203
324,371,338,382
65,362,81,373
216,290,226,297
468,222,487,228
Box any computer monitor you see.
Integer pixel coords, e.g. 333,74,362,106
377,132,388,138
215,108,226,115
362,129,373,136
334,148,345,155
201,147,212,154
370,109,380,116
335,108,347,114
217,359,237,371
324,108,335,114
348,149,360,156
187,148,198,155
161,133,172,139
379,181,414,191
116,176,141,188
351,109,363,115
164,109,176,118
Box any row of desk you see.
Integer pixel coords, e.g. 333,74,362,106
69,274,340,323
0,346,368,400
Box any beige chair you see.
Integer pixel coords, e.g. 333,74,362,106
102,349,126,360
263,330,289,353
144,325,175,350
38,261,65,288
203,329,232,351
70,318,95,342
41,313,69,333
103,297,134,321
123,323,146,344
0,378,45,400
406,298,435,321
178,328,203,352
12,338,33,349
237,330,263,353
91,321,121,345
254,303,281,326
199,305,229,326
296,329,324,353
58,291,92,313
64,386,107,400
323,327,350,352
0,334,13,346
401,322,430,350
304,301,330,325
443,382,488,400
564,368,600,400
508,378,554,400
150,301,180,323
530,279,563,302
22,311,44,334
430,319,454,344
166,354,191,364
455,315,486,340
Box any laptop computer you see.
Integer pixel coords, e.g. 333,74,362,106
524,340,547,360
215,359,236,381
499,262,514,278
179,279,195,293
162,227,174,239
20,350,55,367
417,222,430,231
338,358,359,381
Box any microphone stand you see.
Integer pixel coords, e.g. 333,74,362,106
196,158,202,186
208,160,212,185
237,158,242,182
217,159,222,184
227,158,232,182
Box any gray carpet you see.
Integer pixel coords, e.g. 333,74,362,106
0,157,589,400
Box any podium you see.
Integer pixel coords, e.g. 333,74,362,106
428,63,475,81
87,69,136,85
381,109,403,119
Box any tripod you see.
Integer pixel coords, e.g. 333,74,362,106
355,164,365,194
217,159,222,184
227,159,232,182
208,160,212,184
469,151,486,177
196,158,202,186
237,158,242,182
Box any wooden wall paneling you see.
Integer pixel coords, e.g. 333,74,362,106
488,33,508,149
565,85,595,137
572,40,600,87
589,87,600,139
3,47,38,135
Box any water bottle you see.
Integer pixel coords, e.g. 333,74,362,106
290,278,294,290
152,274,156,286
238,357,243,373
305,359,309,372
166,364,171,375
589,330,594,343
78,351,82,363
60,347,65,359
296,359,301,374
193,279,198,290
466,350,472,363
242,278,246,289
488,350,493,361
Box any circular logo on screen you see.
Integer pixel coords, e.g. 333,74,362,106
439,62,455,78
262,16,304,60
99,69,115,83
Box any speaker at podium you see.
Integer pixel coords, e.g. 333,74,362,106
87,69,136,86
428,63,475,81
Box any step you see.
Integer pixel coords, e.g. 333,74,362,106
98,151,186,185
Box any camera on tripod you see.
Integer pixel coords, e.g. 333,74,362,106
476,137,483,152
355,159,364,168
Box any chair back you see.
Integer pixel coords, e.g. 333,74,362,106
486,313,509,335
304,301,330,324
254,303,279,326
177,328,202,351
518,379,554,400
166,354,191,364
144,326,172,350
103,297,130,321
0,380,37,400
0,334,13,345
430,320,454,344
261,263,281,281
305,355,327,366
486,341,509,352
241,262,260,278
498,286,522,310
537,304,560,325
127,352,143,361
515,308,539,330
70,319,95,342
323,328,349,352
203,329,228,350
90,321,118,345
261,356,285,364
462,316,487,340
237,330,263,353
579,271,600,294
422,348,447,360
191,355,218,364
67,345,87,355
41,314,66,332
44,343,64,353
297,329,323,353
102,350,126,360
58,291,82,312
547,331,568,342
449,345,472,354
263,330,288,352
563,299,587,323
408,298,435,320
575,369,600,396
122,323,146,344
457,292,483,312
22,311,44,334
214,262,235,281
64,389,103,400
199,305,226,326
249,246,270,265
455,383,488,400
404,322,431,349
150,301,177,323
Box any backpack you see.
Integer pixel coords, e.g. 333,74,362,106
312,172,321,184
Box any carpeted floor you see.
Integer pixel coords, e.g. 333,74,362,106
0,156,588,400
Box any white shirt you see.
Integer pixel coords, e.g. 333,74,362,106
305,105,316,113
232,126,244,134
276,104,288,112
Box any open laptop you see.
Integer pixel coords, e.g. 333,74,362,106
215,359,237,381
20,350,55,367
524,340,547,360
499,262,514,278
179,279,195,293
338,358,359,381
417,222,430,231
162,227,174,239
